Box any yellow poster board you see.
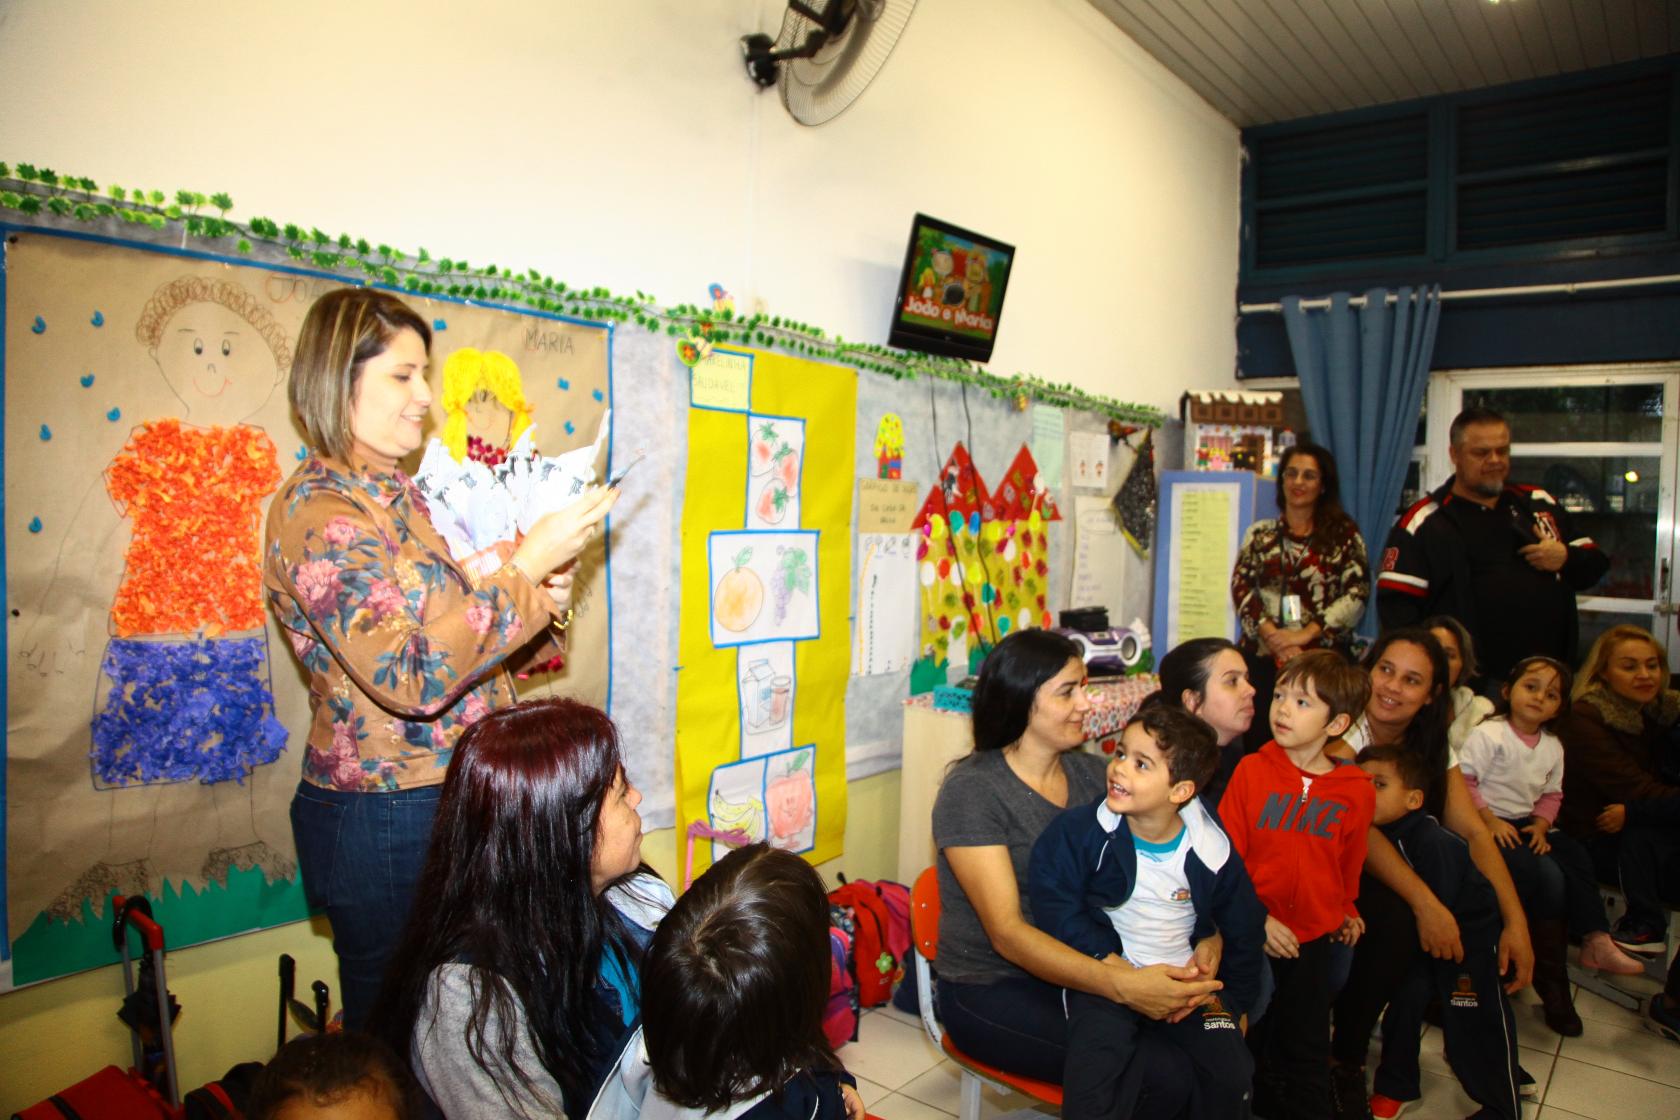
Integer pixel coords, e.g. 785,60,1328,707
674,349,855,874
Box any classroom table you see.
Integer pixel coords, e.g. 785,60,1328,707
895,674,1160,883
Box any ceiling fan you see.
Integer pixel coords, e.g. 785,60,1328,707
741,0,918,126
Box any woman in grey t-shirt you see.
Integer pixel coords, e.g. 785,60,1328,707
931,629,1222,1092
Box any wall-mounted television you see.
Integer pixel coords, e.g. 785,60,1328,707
887,213,1015,364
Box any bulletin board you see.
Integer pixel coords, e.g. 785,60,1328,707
2,228,615,984
1149,470,1258,650
0,183,1165,985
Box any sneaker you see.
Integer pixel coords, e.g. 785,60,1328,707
1330,1065,1373,1120
1369,1093,1411,1119
1579,930,1648,975
1612,920,1666,955
1648,994,1680,1043
1518,1067,1539,1101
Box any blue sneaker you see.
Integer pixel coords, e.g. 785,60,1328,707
1647,995,1680,1043
1612,920,1666,955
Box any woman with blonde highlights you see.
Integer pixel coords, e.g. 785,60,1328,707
264,288,617,1030
1558,624,1680,1042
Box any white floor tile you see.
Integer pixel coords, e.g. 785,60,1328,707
1540,1057,1680,1119
1570,984,1649,1032
853,1076,892,1108
844,1010,947,1091
895,1060,1057,1120
875,1002,927,1031
1556,1014,1680,1087
1534,1109,1594,1120
871,1091,957,1120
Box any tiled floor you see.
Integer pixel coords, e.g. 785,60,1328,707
845,971,1678,1120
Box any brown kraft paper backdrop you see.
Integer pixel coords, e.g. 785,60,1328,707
4,233,611,942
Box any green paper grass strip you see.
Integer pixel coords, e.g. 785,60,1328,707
0,164,1164,426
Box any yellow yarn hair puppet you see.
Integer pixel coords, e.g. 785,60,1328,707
439,348,534,462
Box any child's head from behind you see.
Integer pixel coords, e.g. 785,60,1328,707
247,1032,415,1120
1500,656,1571,734
643,843,838,1112
1356,746,1428,826
1271,650,1369,754
1106,701,1218,818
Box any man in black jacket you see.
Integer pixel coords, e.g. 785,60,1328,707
1375,407,1609,686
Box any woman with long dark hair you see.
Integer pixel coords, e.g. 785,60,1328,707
373,698,669,1120
929,628,1217,1108
1154,637,1258,807
1231,442,1369,752
1325,629,1535,1119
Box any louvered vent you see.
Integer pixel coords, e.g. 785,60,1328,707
1251,113,1428,270
1454,74,1671,250
1243,65,1676,278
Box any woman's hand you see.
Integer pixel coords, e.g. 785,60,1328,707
1524,821,1551,855
1488,817,1522,849
1263,915,1300,959
511,486,618,582
543,570,574,614
1414,897,1464,962
840,1083,865,1120
1596,804,1627,834
1107,958,1222,1021
1337,915,1366,946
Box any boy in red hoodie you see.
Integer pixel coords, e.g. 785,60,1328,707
1219,650,1374,1120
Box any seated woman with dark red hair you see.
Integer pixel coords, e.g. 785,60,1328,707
373,698,670,1120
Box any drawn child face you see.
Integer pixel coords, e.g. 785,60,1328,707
464,388,513,448
1360,758,1423,826
151,300,281,422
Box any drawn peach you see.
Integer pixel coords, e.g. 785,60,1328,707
715,548,764,633
768,769,814,841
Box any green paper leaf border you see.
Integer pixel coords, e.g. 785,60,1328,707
0,162,1164,426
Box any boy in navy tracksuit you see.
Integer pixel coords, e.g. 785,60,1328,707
1358,746,1522,1120
1030,702,1266,1120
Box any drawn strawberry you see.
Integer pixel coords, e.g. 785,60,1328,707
774,444,799,495
751,422,780,476
755,480,790,525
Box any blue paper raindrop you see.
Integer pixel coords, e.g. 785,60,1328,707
91,310,105,327
31,316,46,334
80,373,95,387
38,424,51,441
27,517,43,534
592,388,604,402
432,318,447,331
556,378,570,390
106,407,122,422
563,420,576,435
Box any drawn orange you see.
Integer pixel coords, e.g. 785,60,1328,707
715,548,764,633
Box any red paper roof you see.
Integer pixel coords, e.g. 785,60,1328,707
993,444,1061,521
911,442,993,529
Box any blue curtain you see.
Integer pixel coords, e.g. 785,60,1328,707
1282,286,1441,636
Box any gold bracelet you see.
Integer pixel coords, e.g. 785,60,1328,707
552,607,575,633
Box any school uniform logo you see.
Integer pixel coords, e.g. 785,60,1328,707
1170,888,1192,903
1449,974,1479,1009
1201,994,1237,1030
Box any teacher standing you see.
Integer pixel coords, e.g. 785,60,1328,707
1230,443,1369,752
264,288,616,1029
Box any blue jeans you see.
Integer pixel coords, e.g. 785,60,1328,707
290,781,441,1031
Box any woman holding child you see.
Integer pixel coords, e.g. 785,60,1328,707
1557,624,1680,1042
1325,628,1534,1119
931,629,1223,1104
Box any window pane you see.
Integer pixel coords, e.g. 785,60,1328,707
1464,385,1663,443
1509,455,1659,599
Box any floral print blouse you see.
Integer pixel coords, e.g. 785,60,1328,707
1230,517,1369,655
263,454,562,792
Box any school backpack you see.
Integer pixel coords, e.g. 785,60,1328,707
827,875,911,1007
824,923,859,1049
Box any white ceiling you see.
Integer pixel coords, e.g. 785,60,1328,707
1087,0,1679,127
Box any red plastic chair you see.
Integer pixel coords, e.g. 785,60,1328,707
910,866,1063,1120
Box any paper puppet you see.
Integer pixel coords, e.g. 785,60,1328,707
25,277,293,918
872,413,904,480
439,348,534,468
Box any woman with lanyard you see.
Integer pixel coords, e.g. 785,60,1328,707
1326,628,1535,1119
1230,443,1369,753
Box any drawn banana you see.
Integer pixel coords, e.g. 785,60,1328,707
710,790,765,840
